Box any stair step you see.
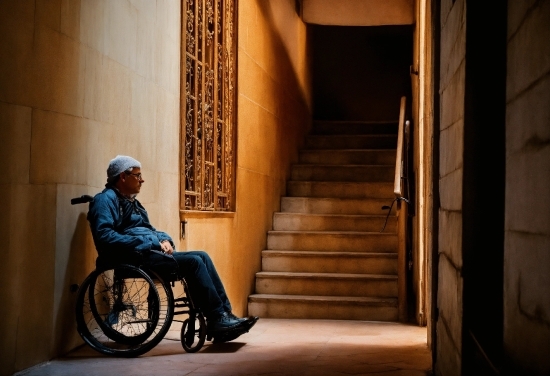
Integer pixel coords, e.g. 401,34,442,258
305,135,397,150
249,116,403,322
273,213,396,232
286,181,394,199
291,164,394,182
281,197,395,215
248,294,398,321
299,149,395,165
262,250,398,274
312,120,398,135
267,231,398,253
254,271,398,297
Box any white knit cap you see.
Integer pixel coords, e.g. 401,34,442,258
107,155,141,180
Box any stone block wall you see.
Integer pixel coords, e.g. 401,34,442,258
0,1,181,374
435,0,465,375
504,0,550,373
435,0,550,374
0,1,311,373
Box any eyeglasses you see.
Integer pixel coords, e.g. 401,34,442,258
125,172,143,180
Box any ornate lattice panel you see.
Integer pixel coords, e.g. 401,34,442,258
182,0,236,211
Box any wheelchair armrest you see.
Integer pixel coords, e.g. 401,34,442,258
71,195,94,205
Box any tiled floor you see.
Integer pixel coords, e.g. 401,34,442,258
16,319,432,376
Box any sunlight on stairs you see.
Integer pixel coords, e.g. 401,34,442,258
248,120,400,321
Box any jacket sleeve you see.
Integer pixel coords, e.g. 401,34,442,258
155,230,174,248
134,200,174,248
87,193,156,254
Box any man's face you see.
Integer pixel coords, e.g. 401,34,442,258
119,167,144,196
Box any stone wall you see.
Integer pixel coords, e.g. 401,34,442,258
504,1,550,373
435,0,550,374
0,0,312,373
435,0,465,375
0,1,181,374
0,1,311,374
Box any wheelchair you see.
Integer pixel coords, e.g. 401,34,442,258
71,195,207,357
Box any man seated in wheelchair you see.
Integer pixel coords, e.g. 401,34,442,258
87,155,258,342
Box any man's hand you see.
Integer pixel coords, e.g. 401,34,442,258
160,240,174,255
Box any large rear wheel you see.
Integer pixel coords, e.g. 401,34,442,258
75,265,174,357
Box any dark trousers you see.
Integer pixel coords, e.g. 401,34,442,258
144,250,231,319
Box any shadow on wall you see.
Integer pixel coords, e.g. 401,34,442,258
253,0,313,177
53,212,96,356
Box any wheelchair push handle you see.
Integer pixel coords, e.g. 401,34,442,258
71,195,94,205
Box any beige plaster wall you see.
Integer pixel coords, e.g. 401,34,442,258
302,0,414,26
434,0,465,375
504,1,550,373
0,1,181,374
180,0,312,319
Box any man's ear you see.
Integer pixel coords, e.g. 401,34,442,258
119,172,126,183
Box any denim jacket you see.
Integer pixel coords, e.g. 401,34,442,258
87,186,174,264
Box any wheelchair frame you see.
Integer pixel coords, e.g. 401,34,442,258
72,195,207,357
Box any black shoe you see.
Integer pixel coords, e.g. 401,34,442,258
244,316,259,331
212,325,247,344
226,311,248,324
211,316,259,344
207,312,241,333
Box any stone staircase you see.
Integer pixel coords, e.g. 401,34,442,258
248,120,400,321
